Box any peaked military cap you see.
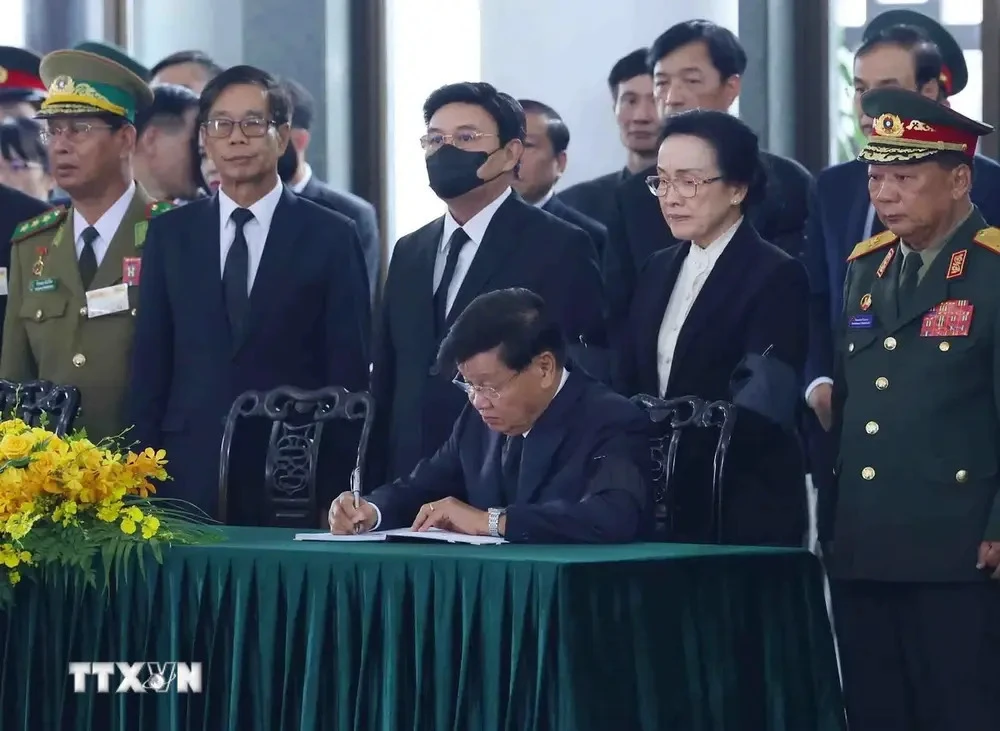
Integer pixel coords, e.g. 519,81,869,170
36,49,153,123
858,87,993,165
73,41,151,82
863,10,967,97
0,46,46,103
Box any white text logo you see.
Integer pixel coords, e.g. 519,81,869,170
68,662,202,693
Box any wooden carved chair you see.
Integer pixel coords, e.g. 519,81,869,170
631,394,737,543
0,379,81,436
218,385,375,527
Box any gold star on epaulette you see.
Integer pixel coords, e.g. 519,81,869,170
11,207,68,243
145,200,175,219
846,229,898,262
973,227,1000,255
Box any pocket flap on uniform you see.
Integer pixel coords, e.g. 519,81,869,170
19,297,68,322
844,330,879,356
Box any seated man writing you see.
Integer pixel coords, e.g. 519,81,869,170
328,287,652,543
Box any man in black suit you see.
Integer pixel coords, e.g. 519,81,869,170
330,288,650,543
0,183,49,348
513,99,608,260
368,82,604,486
280,78,381,301
559,49,659,229
604,21,814,326
129,66,370,521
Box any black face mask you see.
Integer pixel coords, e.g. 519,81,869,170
425,144,499,199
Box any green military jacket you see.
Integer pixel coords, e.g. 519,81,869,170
828,208,1000,582
0,185,172,442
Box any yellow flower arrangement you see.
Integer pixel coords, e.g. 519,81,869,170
0,417,219,607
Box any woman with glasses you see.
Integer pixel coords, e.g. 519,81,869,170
0,117,53,203
614,109,809,547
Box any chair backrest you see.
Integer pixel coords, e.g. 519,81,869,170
218,385,375,527
631,393,737,543
0,379,81,436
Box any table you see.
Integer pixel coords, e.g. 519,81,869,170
0,527,845,731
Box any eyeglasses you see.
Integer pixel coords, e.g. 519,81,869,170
40,121,116,145
645,175,722,198
202,117,275,139
452,370,521,403
420,131,497,152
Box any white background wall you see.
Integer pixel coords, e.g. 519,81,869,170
385,0,740,248
130,0,245,69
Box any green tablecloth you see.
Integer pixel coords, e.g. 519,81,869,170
0,527,844,731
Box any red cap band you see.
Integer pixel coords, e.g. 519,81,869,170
872,112,976,154
0,68,46,92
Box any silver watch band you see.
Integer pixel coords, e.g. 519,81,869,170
487,507,505,537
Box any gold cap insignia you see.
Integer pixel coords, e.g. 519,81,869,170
0,66,7,84
50,75,73,93
874,113,905,138
906,119,934,132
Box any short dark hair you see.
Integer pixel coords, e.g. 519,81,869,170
280,77,315,130
135,83,200,136
855,25,944,93
608,48,651,97
150,50,223,81
0,116,47,172
436,288,567,373
423,82,526,145
648,20,747,79
659,109,766,211
199,65,291,126
517,99,570,155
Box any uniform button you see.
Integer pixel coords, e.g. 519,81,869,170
34,309,42,321
865,421,879,435
939,341,950,352
130,308,137,317
956,469,968,483
72,353,86,368
875,377,889,390
79,306,88,317
848,343,855,352
861,466,875,480
883,336,897,351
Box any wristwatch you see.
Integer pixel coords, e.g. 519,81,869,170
487,507,506,537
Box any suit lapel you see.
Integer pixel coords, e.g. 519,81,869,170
479,430,506,508
415,218,443,343
868,245,899,330
447,196,527,323
48,216,85,301
671,222,755,371
90,186,153,291
515,372,582,504
192,196,230,349
641,243,688,393
845,162,872,253
238,188,307,352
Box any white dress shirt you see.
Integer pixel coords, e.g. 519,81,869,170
218,178,284,292
435,186,512,315
73,181,136,268
369,366,571,529
656,217,742,395
290,162,313,194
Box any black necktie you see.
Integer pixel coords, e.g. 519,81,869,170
897,251,923,311
435,228,470,336
79,226,99,289
501,435,524,504
223,208,254,340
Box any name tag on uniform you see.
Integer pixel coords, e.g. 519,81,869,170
0,267,7,296
849,314,874,329
85,283,129,318
920,299,974,337
29,277,57,293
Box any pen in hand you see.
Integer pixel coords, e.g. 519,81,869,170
350,468,362,534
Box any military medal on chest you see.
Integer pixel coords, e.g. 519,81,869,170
921,299,974,338
32,245,47,277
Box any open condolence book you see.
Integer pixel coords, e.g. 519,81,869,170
294,527,507,545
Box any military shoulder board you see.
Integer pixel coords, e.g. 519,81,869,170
11,207,68,243
846,229,898,262
145,200,175,219
973,227,1000,255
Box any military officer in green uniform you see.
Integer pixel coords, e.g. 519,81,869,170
0,49,172,442
826,87,1000,731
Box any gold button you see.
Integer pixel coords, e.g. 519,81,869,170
883,336,897,351
865,421,879,435
875,377,889,390
939,341,950,352
79,306,88,317
956,469,968,483
72,353,86,368
848,343,855,352
862,466,875,480
34,309,42,320
130,308,137,317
